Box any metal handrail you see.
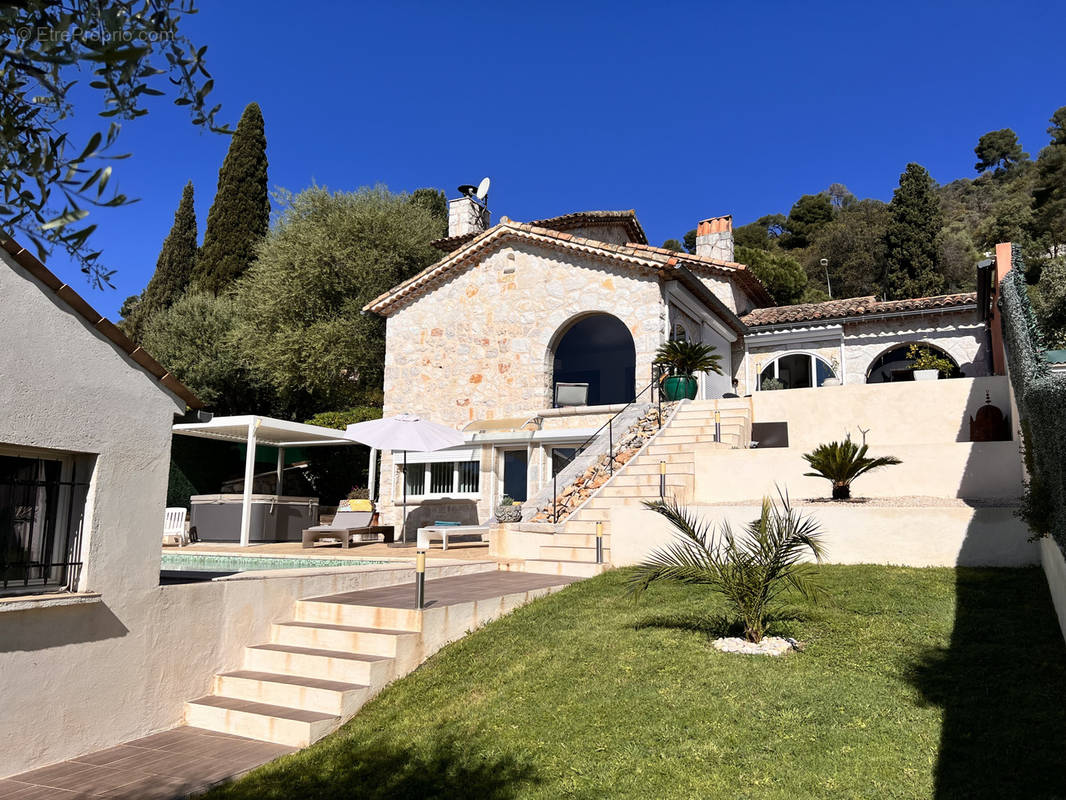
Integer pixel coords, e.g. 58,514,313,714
550,367,664,522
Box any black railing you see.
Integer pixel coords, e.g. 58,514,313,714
0,455,88,593
550,367,665,522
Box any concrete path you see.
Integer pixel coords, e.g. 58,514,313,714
0,727,292,799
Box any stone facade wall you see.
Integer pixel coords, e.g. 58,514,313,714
381,240,665,426
377,239,669,527
560,223,633,246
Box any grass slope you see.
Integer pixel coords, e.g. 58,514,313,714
204,566,1066,800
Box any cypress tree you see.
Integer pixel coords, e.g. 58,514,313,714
124,181,198,340
194,102,269,294
884,163,947,299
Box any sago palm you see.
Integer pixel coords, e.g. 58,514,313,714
802,435,902,500
627,493,826,643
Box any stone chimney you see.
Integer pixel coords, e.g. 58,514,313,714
695,214,734,261
448,195,490,238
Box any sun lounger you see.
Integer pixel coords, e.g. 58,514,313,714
416,522,489,551
302,510,394,549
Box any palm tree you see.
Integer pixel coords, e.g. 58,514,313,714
653,339,723,376
627,493,826,643
802,435,902,500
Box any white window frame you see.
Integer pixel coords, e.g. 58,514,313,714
398,460,481,500
757,352,837,390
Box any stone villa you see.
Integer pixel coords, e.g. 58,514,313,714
364,190,991,529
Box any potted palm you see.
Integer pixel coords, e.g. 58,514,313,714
907,344,954,381
654,340,723,401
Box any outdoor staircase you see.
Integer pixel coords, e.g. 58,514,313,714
185,596,422,747
506,399,751,575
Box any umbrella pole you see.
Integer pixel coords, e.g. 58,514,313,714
402,450,408,544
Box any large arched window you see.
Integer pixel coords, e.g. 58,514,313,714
865,343,960,383
759,353,836,390
551,314,636,406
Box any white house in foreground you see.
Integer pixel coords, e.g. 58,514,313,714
365,194,992,529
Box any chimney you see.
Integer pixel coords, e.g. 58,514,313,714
448,194,490,238
695,214,734,261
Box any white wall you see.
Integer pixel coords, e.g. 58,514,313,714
610,503,1037,568
694,442,1022,503
1040,538,1066,645
0,255,499,777
750,376,1012,448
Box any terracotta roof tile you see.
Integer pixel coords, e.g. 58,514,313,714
431,209,649,253
1,237,202,409
742,292,978,327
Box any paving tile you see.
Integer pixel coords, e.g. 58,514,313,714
69,747,149,768
95,775,197,800
6,764,97,790
0,780,75,800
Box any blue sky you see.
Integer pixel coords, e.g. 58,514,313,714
46,0,1066,318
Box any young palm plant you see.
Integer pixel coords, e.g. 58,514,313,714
802,435,902,500
627,493,826,643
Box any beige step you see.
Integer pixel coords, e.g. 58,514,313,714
558,519,609,535
244,643,394,686
184,695,337,747
214,670,369,716
643,443,700,455
550,531,608,547
272,621,418,659
598,480,691,498
294,599,422,631
571,507,610,520
539,545,610,562
622,462,696,475
520,559,610,577
654,429,742,442
607,474,691,488
510,522,562,534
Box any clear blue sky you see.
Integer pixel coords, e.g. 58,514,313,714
47,0,1066,318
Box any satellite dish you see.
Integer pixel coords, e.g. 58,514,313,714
476,177,491,201
457,184,478,197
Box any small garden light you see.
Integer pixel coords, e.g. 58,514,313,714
415,528,429,609
595,521,604,564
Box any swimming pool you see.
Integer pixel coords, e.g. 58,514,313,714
160,552,393,573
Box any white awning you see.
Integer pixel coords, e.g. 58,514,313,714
171,415,361,547
173,415,353,448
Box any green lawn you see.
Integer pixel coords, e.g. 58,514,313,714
204,566,1066,800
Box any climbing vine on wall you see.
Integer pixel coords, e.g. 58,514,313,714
1000,245,1066,550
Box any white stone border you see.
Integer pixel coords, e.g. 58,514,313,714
1040,537,1066,645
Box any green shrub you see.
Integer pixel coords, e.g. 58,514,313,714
1000,254,1066,549
907,344,955,374
653,340,723,376
802,435,902,500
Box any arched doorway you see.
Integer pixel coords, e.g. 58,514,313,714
866,342,960,383
551,314,636,406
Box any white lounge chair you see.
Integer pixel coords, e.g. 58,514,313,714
163,507,189,547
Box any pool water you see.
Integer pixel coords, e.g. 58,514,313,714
160,552,389,573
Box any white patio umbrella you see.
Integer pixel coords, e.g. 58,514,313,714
344,413,464,544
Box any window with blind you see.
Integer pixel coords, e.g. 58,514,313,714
402,461,480,497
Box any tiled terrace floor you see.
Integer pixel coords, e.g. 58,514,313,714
168,537,494,561
0,727,293,799
306,569,579,610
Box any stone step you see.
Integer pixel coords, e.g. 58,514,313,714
539,545,609,562
294,599,422,631
550,531,609,547
272,621,418,658
213,670,369,717
244,643,394,686
607,474,691,488
621,462,696,475
570,507,610,520
598,480,692,498
654,430,742,442
184,695,338,748
510,522,562,534
558,519,609,535
517,559,610,577
643,443,701,455
668,414,749,426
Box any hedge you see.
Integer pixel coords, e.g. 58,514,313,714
999,245,1066,551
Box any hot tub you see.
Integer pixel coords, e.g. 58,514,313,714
190,494,319,543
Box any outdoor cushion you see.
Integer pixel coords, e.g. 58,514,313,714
434,520,462,526
308,510,373,531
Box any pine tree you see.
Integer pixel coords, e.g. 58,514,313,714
194,102,269,294
884,163,947,299
1032,107,1066,255
123,181,198,340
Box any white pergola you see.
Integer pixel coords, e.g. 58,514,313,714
172,415,372,547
